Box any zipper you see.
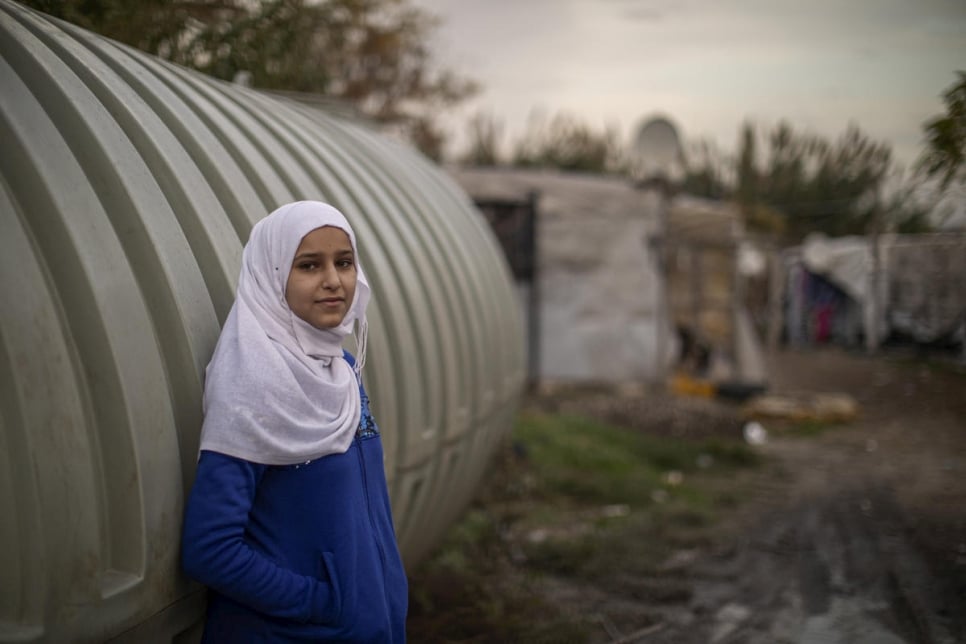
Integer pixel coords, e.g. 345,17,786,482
356,437,391,615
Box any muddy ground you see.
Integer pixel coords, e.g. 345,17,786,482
408,347,966,643
649,347,966,644
720,347,966,644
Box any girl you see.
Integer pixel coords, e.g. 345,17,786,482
182,201,408,642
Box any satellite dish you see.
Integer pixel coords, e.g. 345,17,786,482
631,115,684,184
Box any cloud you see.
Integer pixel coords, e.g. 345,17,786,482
412,0,966,165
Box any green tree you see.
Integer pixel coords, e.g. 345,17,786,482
681,121,922,241
511,111,626,174
786,124,886,237
461,112,504,166
20,0,209,58
680,138,729,200
918,71,966,190
882,181,933,234
733,122,896,241
735,122,758,207
18,0,478,154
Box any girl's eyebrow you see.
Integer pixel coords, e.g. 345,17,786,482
292,248,354,261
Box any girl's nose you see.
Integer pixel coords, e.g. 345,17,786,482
321,264,339,289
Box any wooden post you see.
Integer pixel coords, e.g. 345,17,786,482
731,240,743,380
655,181,672,383
526,191,541,389
866,209,882,354
690,246,703,351
767,245,784,352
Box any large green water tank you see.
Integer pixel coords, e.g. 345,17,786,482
0,1,525,640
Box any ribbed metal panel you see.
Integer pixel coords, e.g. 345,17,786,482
0,1,525,640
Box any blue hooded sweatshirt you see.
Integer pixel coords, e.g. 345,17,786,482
182,354,408,642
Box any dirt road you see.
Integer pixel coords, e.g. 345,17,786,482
650,348,966,644
407,347,965,643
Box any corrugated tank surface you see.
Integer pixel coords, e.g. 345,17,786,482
0,1,525,641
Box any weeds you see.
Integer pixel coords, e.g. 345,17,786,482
783,419,837,437
407,408,761,641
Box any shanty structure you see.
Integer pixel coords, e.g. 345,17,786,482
664,194,767,385
783,232,966,353
448,166,674,384
450,166,770,388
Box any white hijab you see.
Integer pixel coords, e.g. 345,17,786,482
199,201,371,465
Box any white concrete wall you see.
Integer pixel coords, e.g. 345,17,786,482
451,168,675,383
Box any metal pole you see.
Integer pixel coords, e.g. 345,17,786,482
866,205,881,354
766,244,784,352
526,191,540,389
654,178,671,383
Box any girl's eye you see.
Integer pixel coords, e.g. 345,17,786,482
299,262,318,271
338,259,354,269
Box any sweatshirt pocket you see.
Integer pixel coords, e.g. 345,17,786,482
310,551,343,624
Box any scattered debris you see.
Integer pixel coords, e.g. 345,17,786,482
742,392,860,422
663,470,685,486
609,621,666,643
669,374,767,402
743,421,768,445
409,348,966,643
660,549,701,572
711,603,752,643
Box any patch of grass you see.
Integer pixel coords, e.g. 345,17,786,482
408,409,762,641
703,439,763,467
425,509,501,575
515,412,758,508
783,419,837,437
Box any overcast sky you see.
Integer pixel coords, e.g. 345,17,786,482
410,0,966,170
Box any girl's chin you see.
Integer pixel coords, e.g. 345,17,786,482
309,315,346,330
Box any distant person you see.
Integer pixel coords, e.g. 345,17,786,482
182,201,408,642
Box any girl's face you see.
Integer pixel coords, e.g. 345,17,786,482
285,226,357,330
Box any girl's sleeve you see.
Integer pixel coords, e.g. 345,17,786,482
181,451,339,624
